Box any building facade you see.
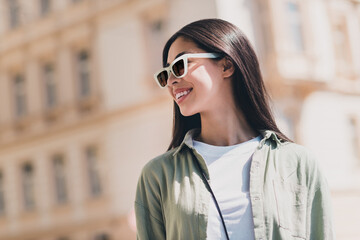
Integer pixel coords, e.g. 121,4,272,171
0,0,359,239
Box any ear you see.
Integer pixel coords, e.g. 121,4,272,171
221,57,235,78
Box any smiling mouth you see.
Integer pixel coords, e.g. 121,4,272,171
175,89,193,100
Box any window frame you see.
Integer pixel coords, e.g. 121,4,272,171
7,0,21,29
21,161,36,211
42,62,58,110
76,49,92,100
52,153,69,205
39,0,52,16
84,145,103,198
12,73,27,119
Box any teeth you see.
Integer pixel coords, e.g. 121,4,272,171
175,90,191,100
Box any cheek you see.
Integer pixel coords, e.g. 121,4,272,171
191,67,218,91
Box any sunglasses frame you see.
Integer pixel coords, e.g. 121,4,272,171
154,52,221,88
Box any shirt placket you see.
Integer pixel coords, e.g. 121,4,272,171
249,144,267,240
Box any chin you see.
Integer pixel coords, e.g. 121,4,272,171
179,107,197,117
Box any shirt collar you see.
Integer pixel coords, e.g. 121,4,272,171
173,128,283,156
173,128,200,156
258,129,283,148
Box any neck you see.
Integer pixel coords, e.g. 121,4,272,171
196,107,258,146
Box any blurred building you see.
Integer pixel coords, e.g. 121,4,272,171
0,0,359,239
0,0,172,239
254,0,360,238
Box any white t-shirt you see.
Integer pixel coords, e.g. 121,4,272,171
193,135,261,240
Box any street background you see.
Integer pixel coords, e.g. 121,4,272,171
0,0,360,239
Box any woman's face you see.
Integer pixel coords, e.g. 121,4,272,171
166,37,226,116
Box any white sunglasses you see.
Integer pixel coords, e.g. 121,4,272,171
153,53,220,88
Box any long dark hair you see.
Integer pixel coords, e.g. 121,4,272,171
163,19,292,150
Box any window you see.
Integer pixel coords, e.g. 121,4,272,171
7,0,20,28
40,0,51,16
43,63,57,109
0,171,5,215
285,0,305,52
145,19,166,76
77,50,91,99
333,16,352,73
53,154,68,204
21,162,35,210
94,233,110,240
13,74,27,118
143,14,167,88
85,146,102,197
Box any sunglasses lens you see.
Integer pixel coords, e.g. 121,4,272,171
172,59,185,77
157,71,168,87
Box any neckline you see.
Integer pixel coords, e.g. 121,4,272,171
193,135,261,148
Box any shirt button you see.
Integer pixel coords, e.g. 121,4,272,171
253,196,260,201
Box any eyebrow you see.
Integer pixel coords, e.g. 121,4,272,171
165,51,189,67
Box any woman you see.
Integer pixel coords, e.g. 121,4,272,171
135,19,334,240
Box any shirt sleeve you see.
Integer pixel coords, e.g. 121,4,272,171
134,163,166,240
306,152,336,240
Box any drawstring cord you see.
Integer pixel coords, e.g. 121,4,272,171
194,158,230,240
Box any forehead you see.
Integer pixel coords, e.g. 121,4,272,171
167,37,202,63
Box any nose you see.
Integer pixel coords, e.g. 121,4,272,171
167,72,178,86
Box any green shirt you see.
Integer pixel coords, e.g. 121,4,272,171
135,129,335,239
